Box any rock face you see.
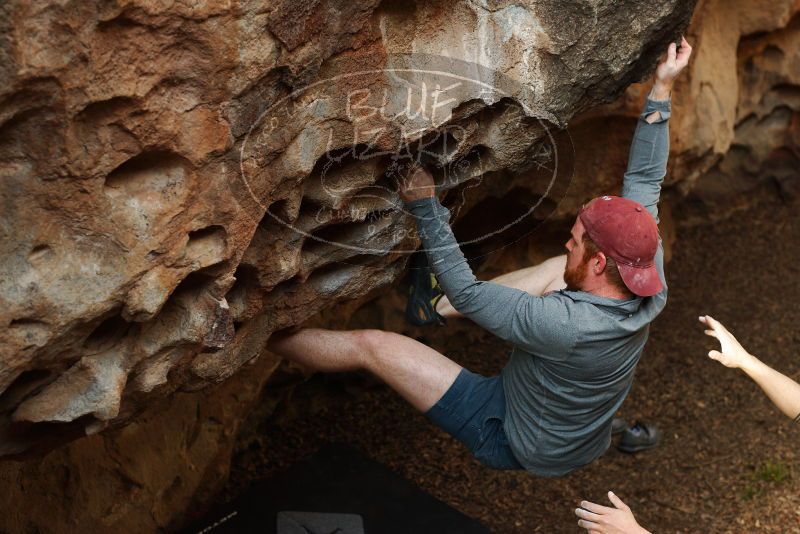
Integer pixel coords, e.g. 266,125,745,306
677,0,800,218
0,0,695,457
0,351,282,533
562,0,800,225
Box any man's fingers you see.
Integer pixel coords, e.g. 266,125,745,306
702,316,732,341
577,519,601,531
667,41,677,64
575,508,602,521
607,491,630,511
580,500,612,514
677,36,693,64
704,315,723,330
706,315,734,337
680,39,693,55
708,350,723,361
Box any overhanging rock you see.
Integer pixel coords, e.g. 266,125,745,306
0,0,695,456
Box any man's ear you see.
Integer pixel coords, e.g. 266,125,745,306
593,252,608,275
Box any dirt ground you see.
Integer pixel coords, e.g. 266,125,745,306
221,197,800,533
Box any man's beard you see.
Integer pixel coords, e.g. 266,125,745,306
564,257,589,291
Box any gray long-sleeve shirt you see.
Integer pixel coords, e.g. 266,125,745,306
407,97,671,476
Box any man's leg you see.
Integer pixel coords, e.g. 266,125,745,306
267,328,462,412
436,254,567,318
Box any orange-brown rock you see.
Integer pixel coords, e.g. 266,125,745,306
0,0,696,457
558,0,800,226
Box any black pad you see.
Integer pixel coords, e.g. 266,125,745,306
183,444,489,534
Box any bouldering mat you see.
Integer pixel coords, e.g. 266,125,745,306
183,444,489,534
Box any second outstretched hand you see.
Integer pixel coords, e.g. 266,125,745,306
700,314,800,421
575,492,651,534
699,315,757,370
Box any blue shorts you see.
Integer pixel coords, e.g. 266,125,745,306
425,369,524,470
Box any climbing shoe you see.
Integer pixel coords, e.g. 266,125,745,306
405,251,447,327
617,421,661,453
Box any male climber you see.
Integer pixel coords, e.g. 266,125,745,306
268,38,692,475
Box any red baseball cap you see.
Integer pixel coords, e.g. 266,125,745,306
578,195,662,297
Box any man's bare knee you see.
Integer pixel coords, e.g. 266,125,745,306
351,329,396,368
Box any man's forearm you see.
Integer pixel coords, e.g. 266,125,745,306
742,357,800,420
650,80,672,102
435,256,566,319
405,197,563,351
620,96,670,224
622,36,690,223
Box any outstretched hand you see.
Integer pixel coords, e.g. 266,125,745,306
575,492,650,534
699,315,756,370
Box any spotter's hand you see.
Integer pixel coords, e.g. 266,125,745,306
575,492,650,534
699,315,756,370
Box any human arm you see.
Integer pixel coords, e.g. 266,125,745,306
399,166,574,354
434,255,567,319
700,315,800,422
575,492,651,534
621,37,692,221
621,38,691,288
